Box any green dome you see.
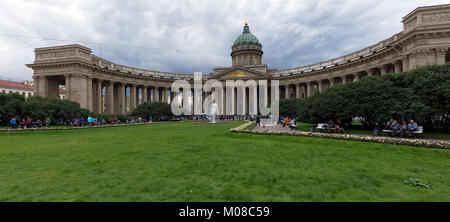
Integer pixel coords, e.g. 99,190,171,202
233,23,261,46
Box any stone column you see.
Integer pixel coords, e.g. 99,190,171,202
329,78,335,87
353,74,360,82
150,87,155,103
222,86,226,115
182,88,189,111
64,74,72,101
155,87,160,102
142,87,148,104
307,82,313,97
248,85,257,115
342,76,347,84
402,56,410,72
394,62,402,73
164,87,169,104
436,48,448,65
237,85,246,115
87,77,93,111
119,84,126,114
37,76,48,97
130,84,136,111
380,65,387,75
226,85,235,115
295,84,300,98
97,80,102,113
259,83,267,111
284,85,289,99
136,87,140,106
107,82,114,114
318,80,323,92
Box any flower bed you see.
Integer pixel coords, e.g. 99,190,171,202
231,122,449,149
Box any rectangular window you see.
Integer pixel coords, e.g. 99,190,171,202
22,92,25,96
244,57,247,65
249,56,253,65
238,57,242,65
28,93,31,97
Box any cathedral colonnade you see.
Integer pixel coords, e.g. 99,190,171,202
27,4,450,114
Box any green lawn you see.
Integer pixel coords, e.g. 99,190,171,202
0,122,449,202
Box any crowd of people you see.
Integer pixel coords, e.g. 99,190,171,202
385,119,418,137
8,116,51,129
7,115,179,129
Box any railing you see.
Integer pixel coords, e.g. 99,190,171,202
91,56,193,80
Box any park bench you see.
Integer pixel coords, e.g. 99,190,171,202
411,126,424,137
382,126,423,137
316,124,328,132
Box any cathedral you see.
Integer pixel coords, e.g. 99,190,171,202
27,4,450,115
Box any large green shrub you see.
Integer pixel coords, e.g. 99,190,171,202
282,63,450,130
131,102,172,120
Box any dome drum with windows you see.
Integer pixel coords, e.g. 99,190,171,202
231,22,263,67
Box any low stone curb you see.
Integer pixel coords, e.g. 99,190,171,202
0,122,165,132
230,122,449,149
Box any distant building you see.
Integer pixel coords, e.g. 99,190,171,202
0,80,34,98
0,79,65,100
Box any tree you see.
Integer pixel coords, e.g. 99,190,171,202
0,93,25,125
294,63,450,130
131,102,152,118
131,102,173,120
280,99,302,118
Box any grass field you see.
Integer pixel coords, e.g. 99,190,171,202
0,122,449,202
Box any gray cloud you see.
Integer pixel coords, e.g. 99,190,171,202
0,0,448,81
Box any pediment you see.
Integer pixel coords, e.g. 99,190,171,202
212,66,269,80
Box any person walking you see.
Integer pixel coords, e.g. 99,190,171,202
45,117,51,128
10,117,17,129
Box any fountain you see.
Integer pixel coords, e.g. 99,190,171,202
210,103,218,123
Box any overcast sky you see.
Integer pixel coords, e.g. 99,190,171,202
0,0,448,81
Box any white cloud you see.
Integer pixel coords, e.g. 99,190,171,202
0,0,447,81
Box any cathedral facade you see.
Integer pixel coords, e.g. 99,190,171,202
27,4,450,115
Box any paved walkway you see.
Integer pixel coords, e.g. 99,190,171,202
254,124,298,132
